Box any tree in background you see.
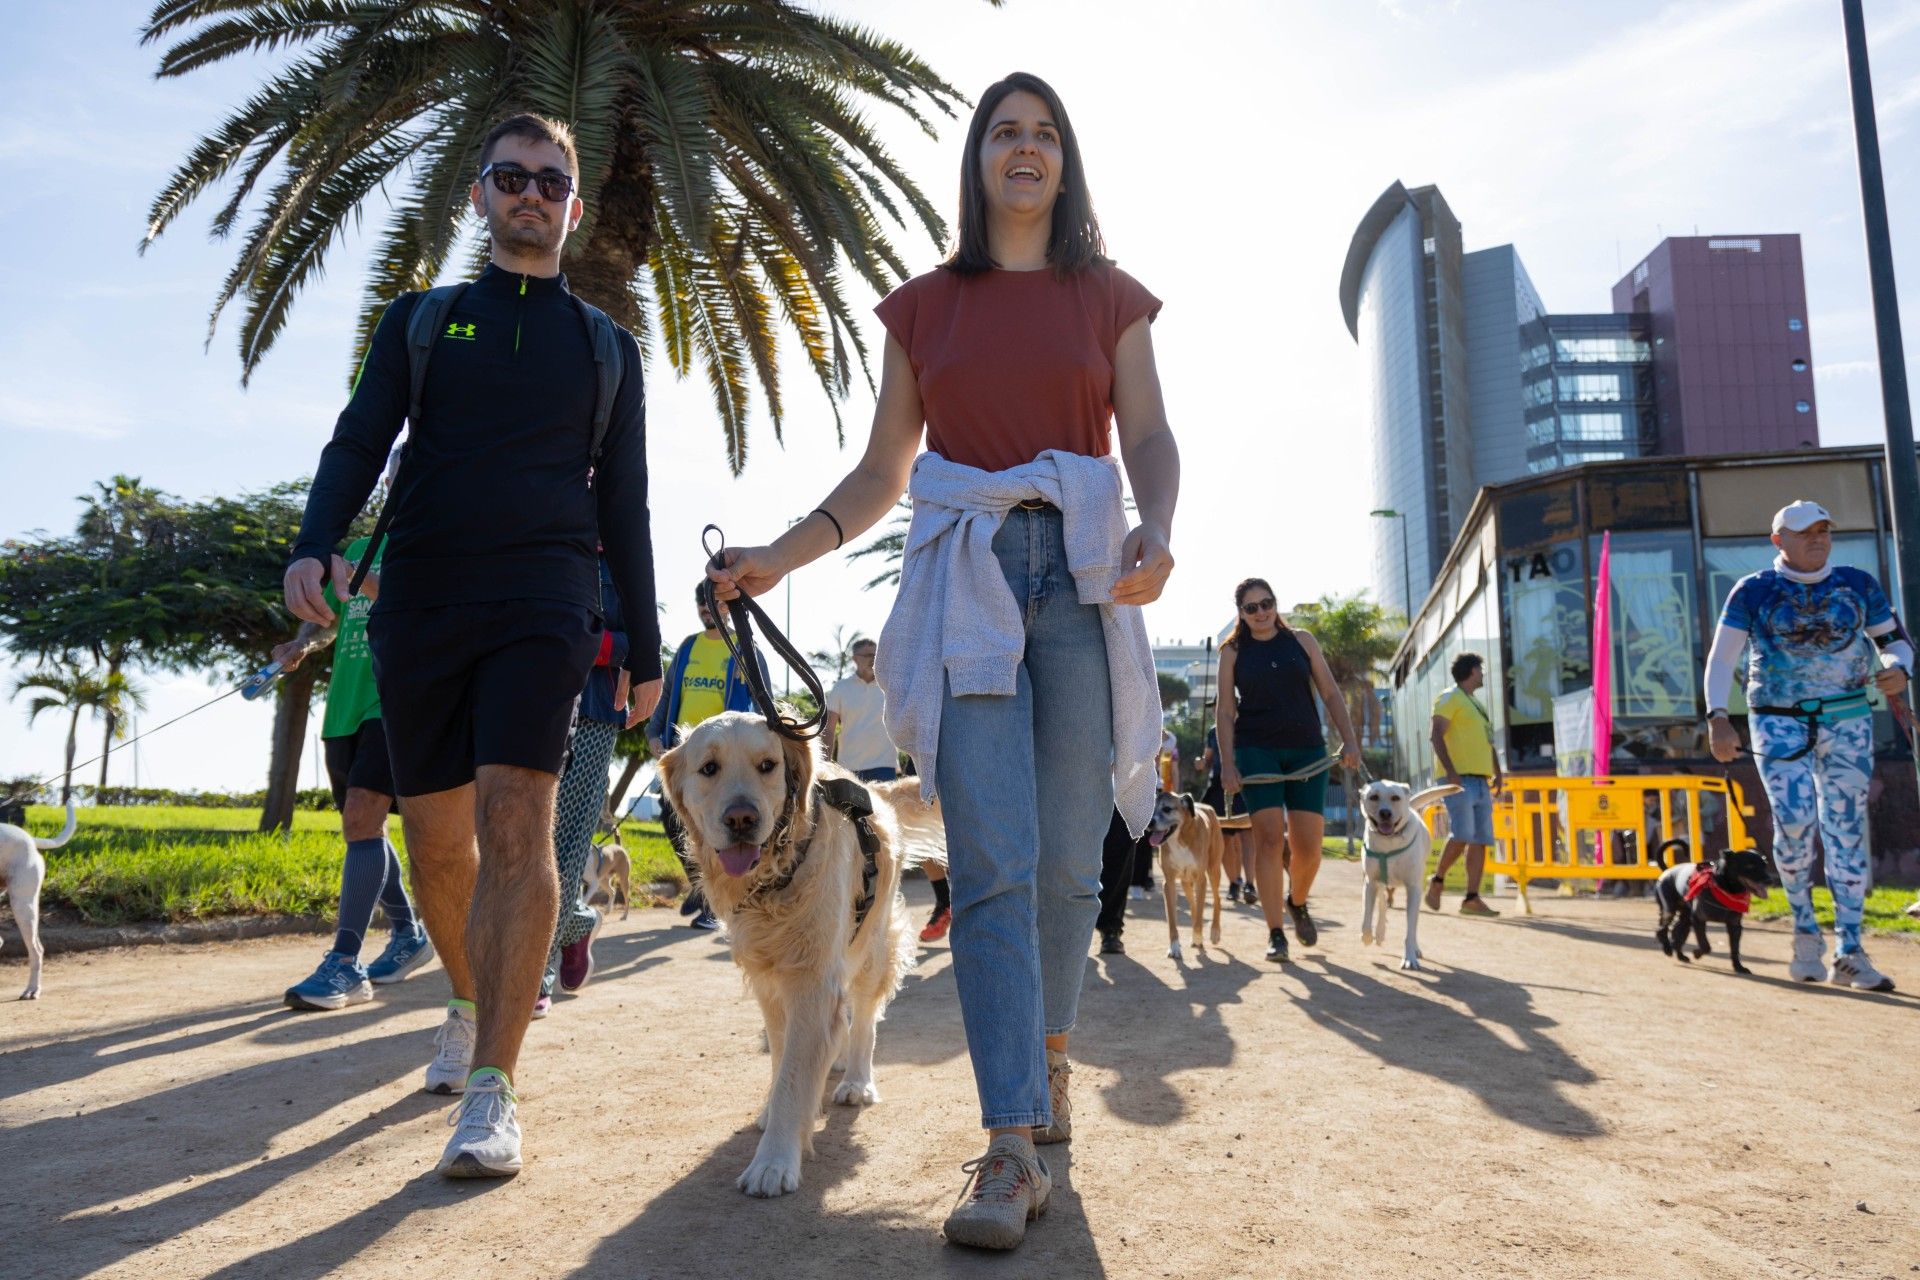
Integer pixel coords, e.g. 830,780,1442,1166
11,664,144,804
811,625,870,684
1293,591,1404,837
847,504,911,590
0,480,349,831
139,0,997,472
1157,671,1191,712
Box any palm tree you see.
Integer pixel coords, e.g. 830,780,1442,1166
12,666,145,803
1293,592,1404,840
808,624,868,684
140,0,997,473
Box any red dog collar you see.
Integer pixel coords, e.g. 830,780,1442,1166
1684,863,1751,914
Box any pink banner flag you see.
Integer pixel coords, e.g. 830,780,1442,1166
1592,530,1613,778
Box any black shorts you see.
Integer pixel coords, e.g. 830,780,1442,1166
323,718,395,809
367,599,601,797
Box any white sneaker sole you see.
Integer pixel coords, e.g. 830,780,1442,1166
285,982,372,1011
438,1148,521,1178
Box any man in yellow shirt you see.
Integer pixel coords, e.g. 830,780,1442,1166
1425,652,1503,917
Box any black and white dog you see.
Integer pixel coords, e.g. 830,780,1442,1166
1652,842,1773,976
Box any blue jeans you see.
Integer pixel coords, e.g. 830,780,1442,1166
936,507,1114,1130
1442,775,1494,846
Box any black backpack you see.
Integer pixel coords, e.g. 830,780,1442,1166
346,281,624,594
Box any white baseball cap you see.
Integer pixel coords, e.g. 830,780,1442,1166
1772,499,1833,533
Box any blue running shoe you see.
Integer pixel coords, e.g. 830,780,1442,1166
691,908,721,931
367,928,434,985
285,952,372,1011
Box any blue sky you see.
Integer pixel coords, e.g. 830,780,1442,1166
4,0,1919,790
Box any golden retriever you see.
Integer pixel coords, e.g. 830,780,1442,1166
659,711,918,1198
1144,791,1224,960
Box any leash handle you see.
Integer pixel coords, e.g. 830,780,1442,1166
699,524,828,742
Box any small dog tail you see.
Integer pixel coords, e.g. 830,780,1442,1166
868,778,948,870
1649,838,1689,871
35,801,77,851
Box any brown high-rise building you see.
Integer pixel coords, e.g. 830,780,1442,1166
1611,235,1820,456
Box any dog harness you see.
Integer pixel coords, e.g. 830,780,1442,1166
1684,862,1751,914
739,778,882,930
1745,689,1873,764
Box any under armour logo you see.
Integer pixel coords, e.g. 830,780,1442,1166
445,322,477,340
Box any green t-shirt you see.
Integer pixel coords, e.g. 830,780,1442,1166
320,536,383,739
1432,685,1495,778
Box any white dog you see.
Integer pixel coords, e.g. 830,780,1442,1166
582,841,632,920
659,712,918,1199
1357,780,1459,971
3,800,74,999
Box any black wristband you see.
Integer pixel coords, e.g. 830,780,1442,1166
810,507,844,549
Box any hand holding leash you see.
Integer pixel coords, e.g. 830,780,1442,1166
698,525,828,742
283,557,333,626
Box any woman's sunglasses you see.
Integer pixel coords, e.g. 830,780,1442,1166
480,162,575,203
1241,597,1276,615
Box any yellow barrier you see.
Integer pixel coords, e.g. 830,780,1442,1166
1423,774,1758,915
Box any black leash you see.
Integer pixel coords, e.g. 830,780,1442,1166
696,524,827,742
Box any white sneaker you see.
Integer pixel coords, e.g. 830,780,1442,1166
424,1003,476,1095
1830,949,1896,993
436,1074,521,1178
1788,932,1828,983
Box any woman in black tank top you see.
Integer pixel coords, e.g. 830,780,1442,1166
1216,577,1362,963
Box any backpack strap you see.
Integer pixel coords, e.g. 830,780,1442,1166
573,295,623,463
346,283,468,597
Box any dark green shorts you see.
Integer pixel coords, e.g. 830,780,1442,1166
1234,744,1330,816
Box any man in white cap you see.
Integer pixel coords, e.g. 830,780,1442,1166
1705,499,1911,992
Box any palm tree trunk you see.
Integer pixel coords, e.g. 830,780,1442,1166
564,131,655,329
63,706,80,805
98,654,124,793
604,753,647,832
259,664,318,833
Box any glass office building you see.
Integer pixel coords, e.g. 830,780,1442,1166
1388,445,1918,875
1520,315,1654,474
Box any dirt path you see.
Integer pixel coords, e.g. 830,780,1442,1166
3,858,1916,1280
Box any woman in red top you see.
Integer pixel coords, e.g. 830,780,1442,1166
712,72,1179,1248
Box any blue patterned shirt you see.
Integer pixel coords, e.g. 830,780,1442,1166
1719,566,1893,707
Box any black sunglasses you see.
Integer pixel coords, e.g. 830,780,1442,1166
1241,597,1276,615
480,162,574,203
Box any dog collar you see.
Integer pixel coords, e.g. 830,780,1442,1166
1683,863,1751,914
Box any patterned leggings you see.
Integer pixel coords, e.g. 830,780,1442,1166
1751,713,1873,953
543,718,620,992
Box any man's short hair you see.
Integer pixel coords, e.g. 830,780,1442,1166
852,639,877,655
480,113,580,178
1451,652,1484,682
694,582,712,606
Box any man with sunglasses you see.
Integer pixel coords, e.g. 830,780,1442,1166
285,113,661,1179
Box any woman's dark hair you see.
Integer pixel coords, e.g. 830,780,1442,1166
944,72,1107,278
1228,577,1288,650
1450,652,1484,682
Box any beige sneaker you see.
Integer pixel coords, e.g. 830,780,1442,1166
944,1134,1051,1250
1033,1050,1072,1145
1459,895,1500,917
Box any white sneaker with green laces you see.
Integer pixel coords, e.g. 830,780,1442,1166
437,1073,521,1178
424,1003,476,1095
1788,932,1828,983
1830,948,1895,993
943,1133,1051,1250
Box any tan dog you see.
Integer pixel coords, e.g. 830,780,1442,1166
659,711,916,1199
582,842,632,920
1144,791,1224,960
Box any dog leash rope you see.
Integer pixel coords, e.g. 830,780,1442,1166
14,684,247,795
697,524,829,742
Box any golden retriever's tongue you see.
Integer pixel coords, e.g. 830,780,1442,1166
716,844,762,877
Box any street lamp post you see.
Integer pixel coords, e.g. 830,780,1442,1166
1370,508,1414,772
1841,1,1920,801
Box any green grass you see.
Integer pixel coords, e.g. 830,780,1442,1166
20,805,686,927
1748,885,1920,937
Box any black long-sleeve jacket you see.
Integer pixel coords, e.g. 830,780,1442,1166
291,264,662,681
